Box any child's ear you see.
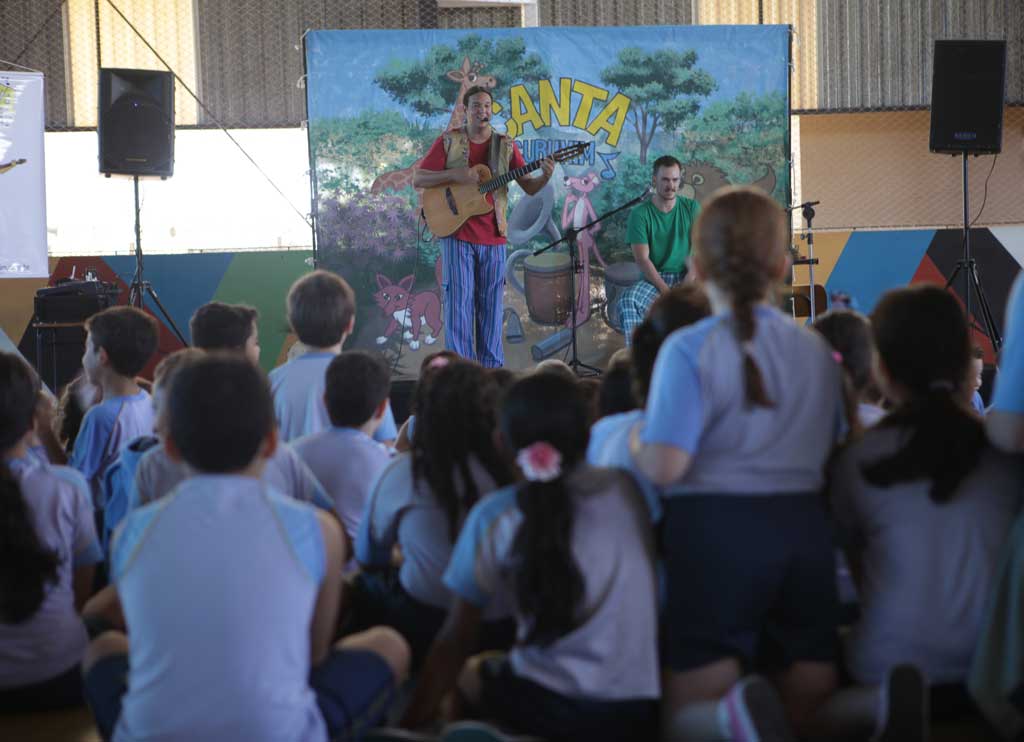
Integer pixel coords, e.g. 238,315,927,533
165,435,183,462
97,346,111,367
374,398,388,420
259,426,278,461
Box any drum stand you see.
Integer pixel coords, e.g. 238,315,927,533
535,188,651,377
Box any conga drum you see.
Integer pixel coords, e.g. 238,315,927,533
523,252,572,326
603,261,643,333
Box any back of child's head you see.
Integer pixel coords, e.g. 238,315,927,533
533,358,576,381
862,284,984,503
500,372,590,646
631,282,711,404
286,270,355,348
412,359,511,539
167,355,274,473
692,187,787,407
598,355,637,418
324,350,391,428
85,306,159,378
189,302,258,353
812,308,878,432
0,352,60,624
152,348,206,433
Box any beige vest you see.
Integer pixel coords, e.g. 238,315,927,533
443,127,513,237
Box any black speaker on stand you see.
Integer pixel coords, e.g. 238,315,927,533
97,68,188,346
929,39,1006,352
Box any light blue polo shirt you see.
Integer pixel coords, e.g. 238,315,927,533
642,305,845,495
111,476,327,741
269,352,397,444
587,409,662,522
993,274,1024,413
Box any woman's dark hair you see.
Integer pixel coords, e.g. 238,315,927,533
631,283,711,403
500,373,590,646
0,353,61,624
411,361,512,541
56,373,100,453
693,187,787,408
862,285,985,503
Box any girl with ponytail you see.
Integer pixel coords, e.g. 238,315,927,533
829,284,1023,690
0,352,103,711
403,373,659,741
630,187,847,739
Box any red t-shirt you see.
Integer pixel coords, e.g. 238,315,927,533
420,134,527,245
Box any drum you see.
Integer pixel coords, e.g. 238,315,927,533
603,261,642,333
522,252,571,326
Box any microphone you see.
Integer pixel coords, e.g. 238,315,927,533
785,200,820,212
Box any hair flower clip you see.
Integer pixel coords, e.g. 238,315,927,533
516,441,562,483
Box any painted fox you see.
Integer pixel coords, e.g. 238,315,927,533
373,274,443,351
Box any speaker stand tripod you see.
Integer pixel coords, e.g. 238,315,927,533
945,152,1002,352
127,175,188,346
534,187,652,377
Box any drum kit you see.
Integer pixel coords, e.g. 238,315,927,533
505,184,650,369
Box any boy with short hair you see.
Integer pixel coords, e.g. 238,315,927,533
130,302,331,511
188,301,260,365
82,356,409,740
294,350,392,543
270,270,398,444
48,306,158,507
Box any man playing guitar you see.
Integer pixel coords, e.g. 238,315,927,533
414,86,554,368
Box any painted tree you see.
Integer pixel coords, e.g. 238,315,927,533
599,48,716,164
679,90,788,199
375,34,549,122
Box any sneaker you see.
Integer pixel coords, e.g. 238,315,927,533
721,676,797,742
873,664,929,742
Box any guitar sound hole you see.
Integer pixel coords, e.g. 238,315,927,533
444,188,458,215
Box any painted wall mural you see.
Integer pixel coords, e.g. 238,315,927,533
303,25,792,377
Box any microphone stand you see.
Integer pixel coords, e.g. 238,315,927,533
534,187,652,377
787,200,821,322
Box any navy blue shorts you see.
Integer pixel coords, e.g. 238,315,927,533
0,662,84,714
661,494,840,672
83,649,396,741
474,656,658,742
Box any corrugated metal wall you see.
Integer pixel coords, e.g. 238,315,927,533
815,0,1024,111
0,0,70,128
540,0,694,27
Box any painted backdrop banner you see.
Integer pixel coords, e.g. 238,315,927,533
305,25,790,378
0,71,47,279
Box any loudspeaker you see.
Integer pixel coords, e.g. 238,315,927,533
930,40,1006,155
98,68,175,177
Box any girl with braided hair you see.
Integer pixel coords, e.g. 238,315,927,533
631,187,847,740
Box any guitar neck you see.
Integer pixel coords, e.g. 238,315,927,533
480,158,546,194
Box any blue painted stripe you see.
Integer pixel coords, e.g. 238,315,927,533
825,230,935,313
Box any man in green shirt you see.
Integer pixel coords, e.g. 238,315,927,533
617,155,700,344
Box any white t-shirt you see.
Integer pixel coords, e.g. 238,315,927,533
831,426,1024,684
0,455,102,688
444,465,660,700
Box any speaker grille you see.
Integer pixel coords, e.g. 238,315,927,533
929,40,1006,155
99,68,175,177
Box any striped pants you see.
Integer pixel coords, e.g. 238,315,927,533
440,237,506,367
619,272,683,345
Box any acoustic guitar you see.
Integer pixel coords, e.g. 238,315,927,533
422,143,588,237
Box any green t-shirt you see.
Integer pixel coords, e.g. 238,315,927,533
625,197,700,275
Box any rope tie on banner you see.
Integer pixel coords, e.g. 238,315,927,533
0,59,44,74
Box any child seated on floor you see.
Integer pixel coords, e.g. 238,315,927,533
293,350,393,544
38,306,158,509
0,353,103,713
821,285,1024,739
270,271,398,445
587,282,710,524
401,372,660,742
353,360,515,667
812,308,887,431
393,350,459,453
81,355,409,741
965,345,986,415
130,304,331,512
